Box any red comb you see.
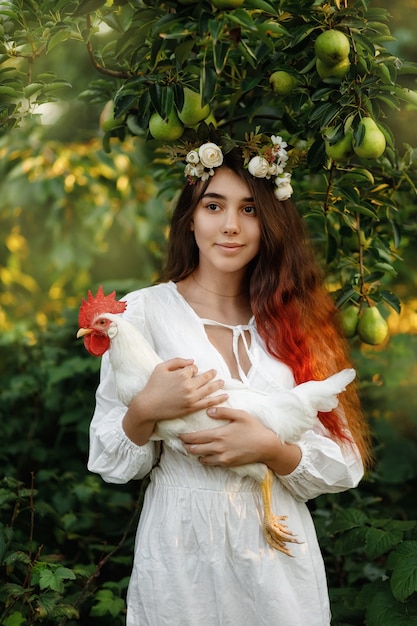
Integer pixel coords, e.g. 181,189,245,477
78,286,127,327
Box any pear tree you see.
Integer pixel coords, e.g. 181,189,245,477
1,0,417,349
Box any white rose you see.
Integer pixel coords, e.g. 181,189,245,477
186,150,199,164
248,156,269,178
274,174,293,201
267,164,278,177
198,142,223,169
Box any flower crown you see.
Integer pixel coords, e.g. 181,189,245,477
164,127,293,201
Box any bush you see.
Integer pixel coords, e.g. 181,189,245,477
1,310,417,624
0,308,146,625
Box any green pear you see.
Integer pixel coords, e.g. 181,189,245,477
316,57,350,80
357,306,389,345
315,30,350,66
325,130,353,161
269,70,297,96
338,305,359,338
149,110,184,141
353,118,386,159
99,100,123,132
178,87,210,127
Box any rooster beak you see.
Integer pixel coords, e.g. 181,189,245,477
77,327,92,339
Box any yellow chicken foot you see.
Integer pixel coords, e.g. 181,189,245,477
261,468,301,557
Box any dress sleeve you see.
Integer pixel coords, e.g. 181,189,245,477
277,421,364,502
87,291,160,484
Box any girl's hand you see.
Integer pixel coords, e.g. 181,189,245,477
180,407,302,476
138,358,228,420
123,358,228,445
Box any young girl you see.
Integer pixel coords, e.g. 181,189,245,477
87,139,371,626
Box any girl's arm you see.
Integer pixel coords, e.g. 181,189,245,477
180,406,363,500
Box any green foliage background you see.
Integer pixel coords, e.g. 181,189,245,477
1,0,417,624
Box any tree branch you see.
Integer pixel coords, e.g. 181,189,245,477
85,14,132,80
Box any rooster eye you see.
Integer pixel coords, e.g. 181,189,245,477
98,319,107,325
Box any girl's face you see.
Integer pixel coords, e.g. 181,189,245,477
191,167,261,279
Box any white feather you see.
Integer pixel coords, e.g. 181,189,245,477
102,313,355,483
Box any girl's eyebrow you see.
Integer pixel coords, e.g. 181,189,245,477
202,192,254,202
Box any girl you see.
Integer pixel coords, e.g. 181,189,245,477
88,139,371,626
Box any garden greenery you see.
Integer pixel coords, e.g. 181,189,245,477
1,0,417,623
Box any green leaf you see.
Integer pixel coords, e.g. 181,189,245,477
175,39,196,66
365,587,413,626
228,9,257,30
330,508,368,532
237,41,258,68
365,526,402,560
37,566,75,592
73,0,107,16
42,80,72,93
380,290,401,314
350,204,378,219
389,542,417,601
244,0,278,13
23,82,44,98
90,588,125,618
2,612,27,626
213,42,230,74
0,86,21,98
46,28,71,53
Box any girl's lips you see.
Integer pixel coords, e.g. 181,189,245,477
215,242,244,250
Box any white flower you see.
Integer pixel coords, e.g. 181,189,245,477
274,184,293,201
267,163,278,177
185,162,205,178
274,173,293,201
201,169,215,181
198,142,223,169
248,155,270,178
186,149,200,164
271,135,287,149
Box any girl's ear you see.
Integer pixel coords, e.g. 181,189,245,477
190,219,194,232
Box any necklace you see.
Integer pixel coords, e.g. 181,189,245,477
191,273,244,298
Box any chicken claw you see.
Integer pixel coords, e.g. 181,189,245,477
261,468,302,556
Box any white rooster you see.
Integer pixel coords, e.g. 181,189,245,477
77,287,356,555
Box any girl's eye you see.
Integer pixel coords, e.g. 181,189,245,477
243,205,257,215
206,203,220,211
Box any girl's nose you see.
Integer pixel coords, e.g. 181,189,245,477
221,208,240,234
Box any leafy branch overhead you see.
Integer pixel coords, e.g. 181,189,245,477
1,0,417,345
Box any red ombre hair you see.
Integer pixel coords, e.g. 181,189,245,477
161,149,372,469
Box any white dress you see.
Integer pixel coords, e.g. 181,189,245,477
88,282,364,626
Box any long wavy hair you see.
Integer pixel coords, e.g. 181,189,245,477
161,149,372,468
